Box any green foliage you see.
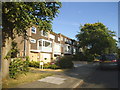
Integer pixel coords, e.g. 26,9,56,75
26,56,30,61
56,56,74,69
49,62,60,69
11,41,19,58
29,61,40,68
43,63,51,69
117,49,120,58
29,61,59,69
72,52,86,61
2,2,62,41
9,58,29,79
4,41,19,59
76,22,117,61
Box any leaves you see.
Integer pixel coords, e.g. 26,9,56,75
76,22,117,57
9,58,29,79
2,2,62,41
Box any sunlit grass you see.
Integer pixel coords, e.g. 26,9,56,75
3,72,53,88
29,67,69,72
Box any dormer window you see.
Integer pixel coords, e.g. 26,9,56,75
31,27,36,34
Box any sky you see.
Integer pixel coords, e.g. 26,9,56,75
52,2,118,40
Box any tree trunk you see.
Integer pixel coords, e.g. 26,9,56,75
2,37,12,80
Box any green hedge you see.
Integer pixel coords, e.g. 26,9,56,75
9,58,29,79
29,61,40,68
56,56,74,69
29,61,60,69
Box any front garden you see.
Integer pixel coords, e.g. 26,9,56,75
3,55,74,88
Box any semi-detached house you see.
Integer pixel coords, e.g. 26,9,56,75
15,25,78,63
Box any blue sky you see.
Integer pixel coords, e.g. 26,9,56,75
52,2,118,40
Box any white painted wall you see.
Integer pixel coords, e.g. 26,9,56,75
54,43,61,55
40,53,51,63
50,34,55,40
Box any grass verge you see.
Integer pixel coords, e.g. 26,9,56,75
29,67,69,72
3,72,53,88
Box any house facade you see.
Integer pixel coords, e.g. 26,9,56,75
16,25,78,63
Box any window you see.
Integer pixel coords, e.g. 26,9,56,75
58,37,60,41
61,37,63,41
30,39,36,43
41,30,48,37
69,40,72,44
65,38,67,42
68,46,70,50
31,27,36,34
43,41,52,47
39,41,42,46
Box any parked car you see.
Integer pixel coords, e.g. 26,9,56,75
99,54,118,69
94,56,101,62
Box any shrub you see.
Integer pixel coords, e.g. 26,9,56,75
43,63,51,69
56,56,74,69
43,62,60,69
9,58,29,79
50,64,59,69
84,53,94,62
72,52,86,61
29,61,40,68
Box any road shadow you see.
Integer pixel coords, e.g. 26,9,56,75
63,63,119,88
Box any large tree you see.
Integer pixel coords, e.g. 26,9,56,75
76,22,117,60
2,2,61,79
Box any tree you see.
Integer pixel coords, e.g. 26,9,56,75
76,22,117,61
2,2,61,79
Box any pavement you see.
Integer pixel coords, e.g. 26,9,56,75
14,74,83,88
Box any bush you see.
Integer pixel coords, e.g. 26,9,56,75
9,58,29,79
72,52,86,61
56,56,74,69
50,63,60,69
84,53,94,62
43,63,51,69
43,62,60,69
29,61,40,68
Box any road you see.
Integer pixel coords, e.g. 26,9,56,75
65,62,119,88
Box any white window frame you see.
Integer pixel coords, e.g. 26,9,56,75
31,27,36,34
30,38,36,43
61,37,63,41
58,37,60,41
41,30,48,37
65,38,67,42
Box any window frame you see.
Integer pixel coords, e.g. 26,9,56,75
31,27,36,34
30,38,36,43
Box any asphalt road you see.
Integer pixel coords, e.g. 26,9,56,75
71,62,119,88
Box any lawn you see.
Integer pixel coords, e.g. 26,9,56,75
3,72,53,88
29,67,69,72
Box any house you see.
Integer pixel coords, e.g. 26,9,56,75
15,25,78,63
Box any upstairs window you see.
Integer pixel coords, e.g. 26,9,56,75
61,37,63,41
65,38,67,42
43,41,52,47
31,27,36,34
41,30,48,37
58,37,60,41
